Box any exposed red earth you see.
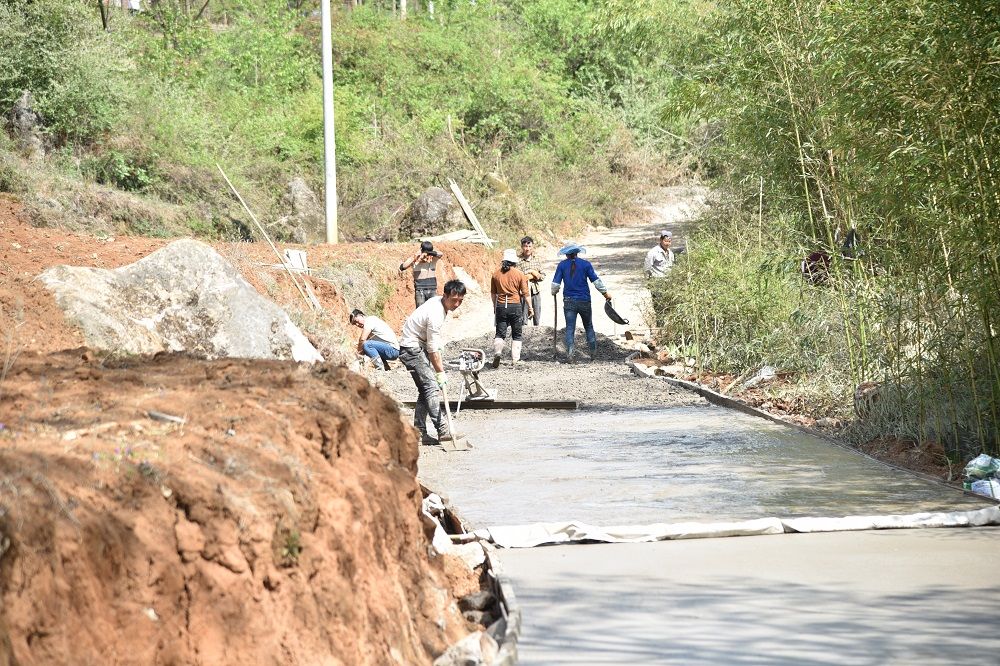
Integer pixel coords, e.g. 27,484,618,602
0,196,488,664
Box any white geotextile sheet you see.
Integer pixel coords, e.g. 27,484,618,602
781,505,1000,533
484,506,1000,548
486,518,785,548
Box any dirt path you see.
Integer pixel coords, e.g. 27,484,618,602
377,186,710,412
575,185,708,336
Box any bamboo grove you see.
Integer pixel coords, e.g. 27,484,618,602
659,0,999,456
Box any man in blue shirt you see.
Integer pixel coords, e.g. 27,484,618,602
551,242,612,361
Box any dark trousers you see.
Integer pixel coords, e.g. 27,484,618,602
521,292,541,326
414,287,436,308
563,297,596,353
399,346,447,437
495,302,524,341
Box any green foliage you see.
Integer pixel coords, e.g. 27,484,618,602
663,0,1000,454
0,153,27,194
0,0,705,242
279,529,302,565
654,206,849,379
85,148,157,192
0,0,134,142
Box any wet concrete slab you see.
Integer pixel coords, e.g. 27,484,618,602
495,528,1000,664
418,405,989,529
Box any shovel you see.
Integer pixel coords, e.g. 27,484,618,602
439,382,472,452
552,293,559,357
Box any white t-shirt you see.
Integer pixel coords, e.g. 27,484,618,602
362,315,399,349
644,246,675,277
399,296,448,352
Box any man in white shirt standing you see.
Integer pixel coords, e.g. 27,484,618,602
644,230,675,278
350,309,400,370
398,280,467,445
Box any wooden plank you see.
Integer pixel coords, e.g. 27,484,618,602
422,229,479,242
302,280,322,311
448,178,494,248
403,399,578,411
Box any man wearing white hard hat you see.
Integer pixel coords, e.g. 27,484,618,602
489,248,534,368
644,230,675,278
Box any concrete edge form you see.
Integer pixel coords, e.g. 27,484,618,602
404,400,579,411
625,353,1000,504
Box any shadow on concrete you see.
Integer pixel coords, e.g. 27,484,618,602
512,569,1000,664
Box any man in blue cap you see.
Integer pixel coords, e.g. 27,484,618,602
551,242,612,362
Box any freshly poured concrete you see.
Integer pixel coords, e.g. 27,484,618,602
496,528,1000,664
418,406,988,529
420,404,998,663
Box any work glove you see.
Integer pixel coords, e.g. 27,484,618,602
435,371,448,388
550,283,561,295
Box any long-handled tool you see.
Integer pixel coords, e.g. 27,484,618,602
439,382,472,452
552,293,559,357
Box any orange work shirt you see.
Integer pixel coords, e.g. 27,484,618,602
491,268,530,305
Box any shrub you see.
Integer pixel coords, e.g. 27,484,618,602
0,0,134,143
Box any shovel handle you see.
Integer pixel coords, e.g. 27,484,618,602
553,293,558,353
441,381,458,438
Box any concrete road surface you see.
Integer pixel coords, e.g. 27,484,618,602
496,527,1000,664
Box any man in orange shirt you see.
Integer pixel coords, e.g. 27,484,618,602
490,248,534,368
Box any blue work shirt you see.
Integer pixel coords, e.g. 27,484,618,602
552,256,600,301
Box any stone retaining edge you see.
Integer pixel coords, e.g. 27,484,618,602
488,558,522,665
428,490,523,663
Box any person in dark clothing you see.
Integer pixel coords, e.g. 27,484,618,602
399,240,443,307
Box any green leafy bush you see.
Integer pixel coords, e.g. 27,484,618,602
85,148,157,192
0,0,134,143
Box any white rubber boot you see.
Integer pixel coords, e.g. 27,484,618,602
511,340,522,366
492,337,504,369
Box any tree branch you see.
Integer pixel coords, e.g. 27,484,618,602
97,0,111,31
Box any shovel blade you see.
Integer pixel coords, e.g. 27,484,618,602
440,436,473,452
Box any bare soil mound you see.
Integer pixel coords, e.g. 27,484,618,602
0,350,476,664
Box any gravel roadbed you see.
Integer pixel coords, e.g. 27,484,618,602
374,326,704,411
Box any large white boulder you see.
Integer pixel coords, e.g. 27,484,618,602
40,239,323,363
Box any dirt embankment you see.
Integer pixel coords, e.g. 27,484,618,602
0,196,496,664
0,351,480,664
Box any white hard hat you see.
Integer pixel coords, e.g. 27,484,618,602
502,248,519,264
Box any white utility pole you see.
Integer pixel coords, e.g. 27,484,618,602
321,0,338,243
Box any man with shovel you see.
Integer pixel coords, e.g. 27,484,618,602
398,279,467,445
551,242,612,362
